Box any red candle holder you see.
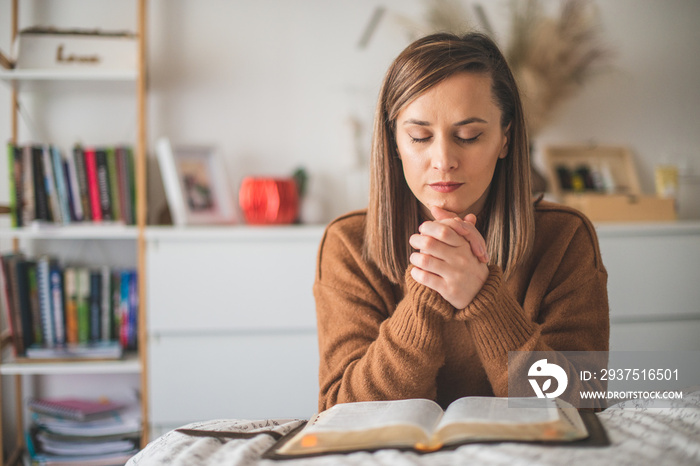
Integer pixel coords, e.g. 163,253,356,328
239,177,299,225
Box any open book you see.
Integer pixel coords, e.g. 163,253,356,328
272,396,596,456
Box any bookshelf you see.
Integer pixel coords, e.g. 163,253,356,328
0,1,148,464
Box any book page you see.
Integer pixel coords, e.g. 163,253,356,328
434,397,586,445
306,398,443,434
276,399,444,455
438,397,558,428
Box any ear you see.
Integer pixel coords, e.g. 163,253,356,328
499,123,511,159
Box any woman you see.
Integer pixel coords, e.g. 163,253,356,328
314,32,609,411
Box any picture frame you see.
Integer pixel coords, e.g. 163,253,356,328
156,137,236,226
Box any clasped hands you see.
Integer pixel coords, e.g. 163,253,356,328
409,205,489,310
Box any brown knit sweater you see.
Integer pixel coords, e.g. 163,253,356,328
314,201,609,411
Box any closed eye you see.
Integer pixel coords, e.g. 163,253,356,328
456,133,482,144
410,136,432,143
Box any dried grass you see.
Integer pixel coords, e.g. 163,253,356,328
406,0,612,137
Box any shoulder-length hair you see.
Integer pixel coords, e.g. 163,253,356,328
364,32,534,284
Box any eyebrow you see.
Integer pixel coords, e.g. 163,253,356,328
402,117,488,126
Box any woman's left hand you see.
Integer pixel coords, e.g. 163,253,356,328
408,206,489,310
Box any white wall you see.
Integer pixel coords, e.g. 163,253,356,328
2,0,699,223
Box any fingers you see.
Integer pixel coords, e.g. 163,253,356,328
426,206,488,263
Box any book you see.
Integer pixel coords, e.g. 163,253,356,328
7,143,21,227
51,146,71,224
106,147,122,222
24,341,123,360
37,256,56,348
27,262,44,345
21,145,35,225
89,270,102,341
32,145,51,222
42,144,63,224
95,148,113,221
72,145,90,221
270,397,599,457
0,253,22,355
49,265,66,345
64,267,79,344
27,397,126,422
83,147,102,222
76,267,90,343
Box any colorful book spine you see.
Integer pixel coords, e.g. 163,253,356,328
89,270,102,341
100,266,112,342
36,256,55,348
21,145,35,226
7,143,19,227
83,147,102,222
32,146,50,222
106,147,122,222
65,152,83,222
0,254,21,356
72,145,91,221
64,267,78,344
27,263,43,345
95,149,112,221
76,268,90,344
119,270,130,348
49,266,66,346
51,146,71,224
41,145,63,224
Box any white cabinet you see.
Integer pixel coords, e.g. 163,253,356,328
597,222,700,351
145,226,324,436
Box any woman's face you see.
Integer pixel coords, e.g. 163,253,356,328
395,72,509,220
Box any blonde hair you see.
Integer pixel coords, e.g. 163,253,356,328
364,32,534,283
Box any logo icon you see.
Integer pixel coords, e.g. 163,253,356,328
528,359,568,398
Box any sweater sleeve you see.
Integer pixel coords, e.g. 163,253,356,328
453,215,610,406
315,224,455,412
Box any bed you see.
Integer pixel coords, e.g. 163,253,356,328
128,387,700,465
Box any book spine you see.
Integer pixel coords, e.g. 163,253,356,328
7,143,19,227
16,260,36,350
83,147,102,222
51,146,71,224
111,270,121,341
62,160,76,222
126,147,136,225
128,270,138,350
101,266,111,342
116,147,130,225
21,145,35,226
95,149,112,221
65,153,83,221
7,256,27,355
0,254,19,356
42,145,63,224
89,270,102,341
76,268,90,344
36,256,55,348
32,146,50,222
64,267,78,344
72,145,90,221
27,263,43,346
49,265,66,346
119,270,129,348
106,147,122,222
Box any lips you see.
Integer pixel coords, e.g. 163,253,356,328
429,182,463,193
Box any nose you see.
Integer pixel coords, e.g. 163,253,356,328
431,137,458,172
